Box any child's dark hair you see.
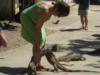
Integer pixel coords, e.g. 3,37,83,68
53,2,70,16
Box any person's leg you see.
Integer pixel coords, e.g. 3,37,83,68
32,44,47,71
84,15,88,30
35,26,47,71
80,15,84,29
32,45,42,66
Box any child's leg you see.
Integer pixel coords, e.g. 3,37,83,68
36,26,47,70
32,44,46,71
32,45,41,64
80,16,84,29
32,28,46,71
84,16,88,30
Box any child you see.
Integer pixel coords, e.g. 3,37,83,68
20,1,70,71
0,27,7,47
78,0,90,30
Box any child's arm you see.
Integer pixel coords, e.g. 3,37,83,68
34,9,50,49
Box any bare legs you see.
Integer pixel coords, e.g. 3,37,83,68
80,15,88,30
0,30,7,47
31,45,45,71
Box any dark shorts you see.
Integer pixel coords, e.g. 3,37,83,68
78,10,88,16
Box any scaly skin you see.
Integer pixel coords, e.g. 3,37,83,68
44,50,100,73
57,52,86,62
44,50,70,72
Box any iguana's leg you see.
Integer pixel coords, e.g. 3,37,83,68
44,51,59,71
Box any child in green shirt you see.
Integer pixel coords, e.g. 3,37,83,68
20,1,70,71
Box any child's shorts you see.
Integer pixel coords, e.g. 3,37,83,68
78,10,88,16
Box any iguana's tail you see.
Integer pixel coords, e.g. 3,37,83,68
56,62,100,73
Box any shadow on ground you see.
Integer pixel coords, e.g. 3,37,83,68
95,25,100,27
86,63,100,69
67,40,100,54
59,34,100,56
45,33,100,57
59,28,82,32
85,60,100,69
67,33,100,56
0,67,26,75
92,34,100,40
0,22,18,31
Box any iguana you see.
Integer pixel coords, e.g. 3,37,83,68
44,44,86,62
57,52,86,62
44,50,100,73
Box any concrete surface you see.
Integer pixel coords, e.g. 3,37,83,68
0,4,100,75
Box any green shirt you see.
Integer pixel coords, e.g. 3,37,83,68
20,2,51,45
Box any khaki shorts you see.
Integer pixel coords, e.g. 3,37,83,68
78,10,88,16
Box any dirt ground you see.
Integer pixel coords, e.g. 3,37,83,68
0,21,56,52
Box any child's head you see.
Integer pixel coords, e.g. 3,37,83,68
53,2,70,17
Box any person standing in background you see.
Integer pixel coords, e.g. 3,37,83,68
78,0,90,30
